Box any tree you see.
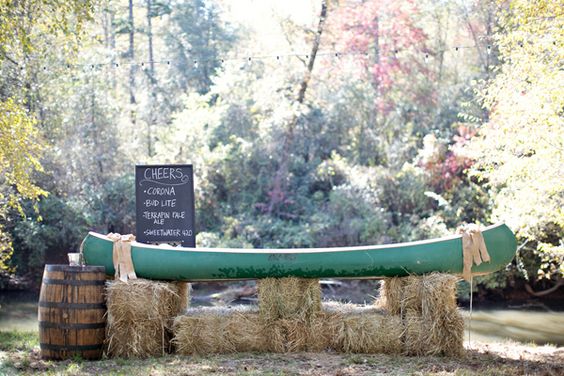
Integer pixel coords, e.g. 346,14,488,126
469,0,563,285
163,0,236,95
328,0,432,166
268,0,329,213
0,99,47,271
0,0,93,272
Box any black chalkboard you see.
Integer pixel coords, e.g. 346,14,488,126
135,164,196,246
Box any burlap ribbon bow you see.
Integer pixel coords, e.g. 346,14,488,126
457,224,490,281
107,233,137,282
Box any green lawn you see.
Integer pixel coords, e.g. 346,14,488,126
0,330,562,375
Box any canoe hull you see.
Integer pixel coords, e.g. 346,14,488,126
81,224,517,281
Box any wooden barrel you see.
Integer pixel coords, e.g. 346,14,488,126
38,265,106,360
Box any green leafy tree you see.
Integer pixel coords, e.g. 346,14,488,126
469,0,563,285
0,0,93,272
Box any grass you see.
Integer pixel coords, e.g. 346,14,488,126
0,330,562,375
0,331,38,352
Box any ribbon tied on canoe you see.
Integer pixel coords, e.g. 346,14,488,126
107,233,137,282
457,224,491,281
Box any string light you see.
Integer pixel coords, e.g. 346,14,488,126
5,39,558,72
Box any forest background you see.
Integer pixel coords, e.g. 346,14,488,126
0,0,562,300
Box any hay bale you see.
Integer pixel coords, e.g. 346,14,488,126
323,303,402,354
378,273,464,356
105,279,190,358
402,273,459,318
379,273,459,316
378,277,406,315
261,316,331,353
403,307,464,356
256,277,324,353
173,308,262,354
258,277,321,321
173,305,330,354
172,281,191,316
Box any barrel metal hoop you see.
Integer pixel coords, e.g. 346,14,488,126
38,321,106,330
40,343,104,352
42,278,106,286
38,301,106,310
45,265,105,273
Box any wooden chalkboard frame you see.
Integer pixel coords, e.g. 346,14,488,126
135,164,196,247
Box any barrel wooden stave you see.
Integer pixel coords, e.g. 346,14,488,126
38,265,106,360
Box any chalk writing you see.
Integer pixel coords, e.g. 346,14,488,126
135,165,195,246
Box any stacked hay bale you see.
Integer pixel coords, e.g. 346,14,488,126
379,273,464,356
172,277,326,353
258,277,324,352
170,273,462,356
105,279,190,358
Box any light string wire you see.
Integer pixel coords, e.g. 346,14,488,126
3,43,500,72
4,36,559,72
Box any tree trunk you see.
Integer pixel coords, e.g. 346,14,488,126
110,5,116,89
268,0,328,214
128,0,136,106
146,0,155,157
365,15,380,163
146,0,156,82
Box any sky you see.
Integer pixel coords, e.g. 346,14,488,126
219,0,320,54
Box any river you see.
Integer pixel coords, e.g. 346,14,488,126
1,290,562,346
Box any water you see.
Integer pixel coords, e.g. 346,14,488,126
0,291,39,332
1,290,562,346
463,309,564,345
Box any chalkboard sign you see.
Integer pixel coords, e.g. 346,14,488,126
135,164,196,246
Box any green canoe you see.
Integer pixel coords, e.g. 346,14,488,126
81,223,516,281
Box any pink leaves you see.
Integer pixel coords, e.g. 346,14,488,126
331,0,430,115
